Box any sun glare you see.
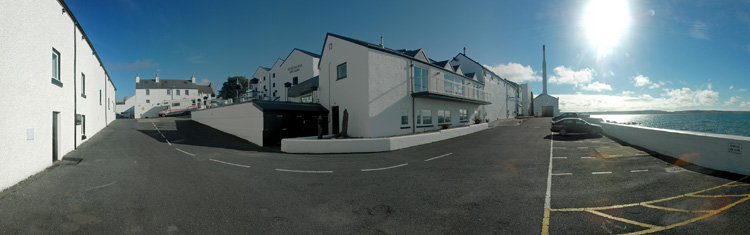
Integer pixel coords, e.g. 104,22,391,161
583,0,631,59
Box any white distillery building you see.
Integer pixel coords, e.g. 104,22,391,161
0,0,117,191
252,48,320,102
450,53,521,120
317,33,504,138
133,74,214,118
533,45,559,117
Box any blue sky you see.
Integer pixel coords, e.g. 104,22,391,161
66,0,750,111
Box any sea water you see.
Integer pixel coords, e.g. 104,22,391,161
589,113,750,137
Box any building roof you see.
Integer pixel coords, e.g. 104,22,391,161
252,101,328,113
261,66,271,71
464,72,476,78
295,48,321,58
323,33,475,82
136,79,199,89
432,60,450,68
197,83,214,95
288,76,319,97
454,53,519,87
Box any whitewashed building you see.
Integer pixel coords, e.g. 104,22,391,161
318,33,493,138
116,96,136,118
450,53,521,120
519,84,532,116
252,48,320,102
533,45,559,117
0,0,117,191
133,74,212,118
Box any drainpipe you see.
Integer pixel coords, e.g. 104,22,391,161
410,60,415,134
73,23,77,149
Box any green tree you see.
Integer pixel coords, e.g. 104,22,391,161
217,76,249,100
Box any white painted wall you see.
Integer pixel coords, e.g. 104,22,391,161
252,66,271,100
191,102,264,146
519,84,532,116
272,49,319,102
0,0,116,191
533,94,560,117
602,123,750,176
133,77,200,119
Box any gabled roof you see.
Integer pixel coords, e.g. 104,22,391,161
288,76,319,97
261,66,271,71
136,79,198,89
464,72,476,78
455,53,518,87
294,48,321,58
197,83,214,95
432,60,450,68
321,33,471,80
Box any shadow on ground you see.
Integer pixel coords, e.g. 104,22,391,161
137,119,279,153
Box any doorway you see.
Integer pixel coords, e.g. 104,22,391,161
542,106,554,117
52,111,59,162
332,106,339,134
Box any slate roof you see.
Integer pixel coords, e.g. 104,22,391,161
136,79,199,89
197,84,214,95
464,72,476,78
432,60,450,68
295,48,321,58
252,101,328,113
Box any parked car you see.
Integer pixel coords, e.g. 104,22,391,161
550,118,603,136
552,112,579,122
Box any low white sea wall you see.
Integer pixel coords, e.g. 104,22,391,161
191,102,264,146
282,123,488,154
602,123,750,175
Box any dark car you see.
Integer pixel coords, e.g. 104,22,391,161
552,112,579,122
550,118,602,136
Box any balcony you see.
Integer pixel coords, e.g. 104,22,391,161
411,76,491,105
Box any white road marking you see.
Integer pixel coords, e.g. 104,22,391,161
553,147,566,150
84,181,117,192
544,132,554,210
361,163,409,172
165,139,171,146
631,169,649,173
425,153,452,162
209,159,251,168
160,133,166,138
553,157,567,159
275,168,333,173
175,148,195,156
577,147,589,149
552,173,572,176
592,172,612,175
581,157,595,159
153,122,170,145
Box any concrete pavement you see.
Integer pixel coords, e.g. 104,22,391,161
0,117,748,234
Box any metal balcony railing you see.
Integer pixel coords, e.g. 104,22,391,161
412,76,491,104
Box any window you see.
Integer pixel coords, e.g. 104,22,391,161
167,89,171,95
192,99,196,105
81,115,86,136
417,109,432,126
337,62,347,80
400,109,408,126
99,90,102,105
176,90,180,96
273,83,275,88
81,73,86,98
444,75,463,96
438,110,451,123
185,89,189,95
293,77,298,85
146,99,150,103
174,102,181,107
301,94,312,103
273,73,275,78
263,76,266,81
413,66,428,92
460,109,468,122
52,49,61,86
146,89,150,95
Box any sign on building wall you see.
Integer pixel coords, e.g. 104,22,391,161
288,64,303,73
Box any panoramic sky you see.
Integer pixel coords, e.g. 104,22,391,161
66,0,750,112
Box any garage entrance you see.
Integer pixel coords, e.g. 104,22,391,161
542,106,554,117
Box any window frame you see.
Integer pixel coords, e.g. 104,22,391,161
417,109,432,126
146,99,150,104
337,62,347,80
146,89,150,95
51,48,62,86
185,89,189,96
400,109,409,127
176,89,180,96
459,109,468,122
167,89,171,95
438,110,452,124
80,73,86,98
413,66,428,92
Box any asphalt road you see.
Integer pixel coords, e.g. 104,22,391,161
0,117,748,234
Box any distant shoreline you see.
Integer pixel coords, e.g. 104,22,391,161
581,110,750,115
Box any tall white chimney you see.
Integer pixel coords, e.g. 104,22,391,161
542,45,547,95
155,73,160,83
191,74,196,83
136,74,140,83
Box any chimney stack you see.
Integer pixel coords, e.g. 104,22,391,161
136,73,140,83
380,36,384,48
191,74,196,83
156,73,160,83
463,47,466,55
542,45,547,95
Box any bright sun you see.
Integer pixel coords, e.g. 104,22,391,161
582,0,631,58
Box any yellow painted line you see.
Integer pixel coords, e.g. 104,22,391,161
586,209,660,229
625,197,750,235
640,203,713,213
724,184,750,187
687,194,750,198
541,209,550,235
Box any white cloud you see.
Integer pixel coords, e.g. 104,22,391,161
621,91,635,95
742,101,750,107
581,82,613,92
649,83,661,89
690,21,710,40
553,86,719,112
730,86,735,90
483,63,541,83
602,70,615,78
724,96,741,106
633,75,651,87
188,56,206,64
110,59,158,71
740,89,749,92
548,66,595,86
199,78,211,85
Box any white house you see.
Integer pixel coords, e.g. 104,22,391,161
450,53,521,120
133,74,207,118
252,48,320,102
317,33,492,138
0,0,117,191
